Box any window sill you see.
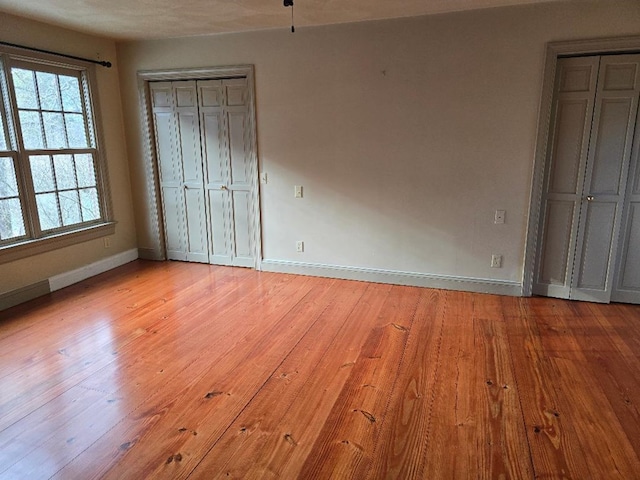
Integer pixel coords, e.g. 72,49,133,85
0,222,116,265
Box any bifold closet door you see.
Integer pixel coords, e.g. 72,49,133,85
534,56,599,299
613,115,640,304
534,54,640,303
199,78,254,267
150,81,209,263
571,55,640,302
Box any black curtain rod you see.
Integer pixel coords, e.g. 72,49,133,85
0,40,112,68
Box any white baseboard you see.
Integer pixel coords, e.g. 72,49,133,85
261,259,522,296
0,281,50,311
49,249,139,292
1,249,139,311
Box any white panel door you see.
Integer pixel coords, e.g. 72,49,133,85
151,82,186,261
613,108,640,304
571,55,640,302
533,57,599,298
151,81,209,263
534,54,640,303
198,78,255,268
199,79,233,265
225,78,254,267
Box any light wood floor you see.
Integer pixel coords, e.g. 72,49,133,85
1,261,639,479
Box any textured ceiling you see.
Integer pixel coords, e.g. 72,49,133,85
0,0,566,40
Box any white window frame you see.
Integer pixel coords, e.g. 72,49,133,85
0,46,114,265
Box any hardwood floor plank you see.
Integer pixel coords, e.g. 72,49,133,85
472,295,534,478
190,282,393,479
1,261,640,479
563,302,640,462
509,296,640,478
385,291,535,479
0,386,117,479
551,354,640,478
606,304,640,360
409,291,472,478
0,263,255,432
359,288,442,478
296,284,421,478
503,296,587,479
51,276,336,479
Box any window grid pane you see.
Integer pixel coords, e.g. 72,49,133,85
30,155,55,193
18,110,45,149
53,154,77,190
0,198,26,240
36,72,62,111
12,68,39,109
0,156,19,198
59,75,83,113
42,112,67,149
79,187,100,222
59,190,81,226
36,192,61,230
0,156,26,241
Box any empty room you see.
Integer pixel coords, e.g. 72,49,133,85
1,0,640,478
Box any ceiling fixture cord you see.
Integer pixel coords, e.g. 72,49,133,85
284,0,295,33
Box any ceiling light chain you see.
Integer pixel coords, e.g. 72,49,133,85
284,0,295,33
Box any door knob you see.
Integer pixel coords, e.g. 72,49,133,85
586,195,595,201
221,185,228,190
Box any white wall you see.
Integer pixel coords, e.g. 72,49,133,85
117,0,640,290
0,12,137,295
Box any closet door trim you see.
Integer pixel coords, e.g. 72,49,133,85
137,65,262,269
523,35,640,297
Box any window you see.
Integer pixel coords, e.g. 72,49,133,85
0,49,112,262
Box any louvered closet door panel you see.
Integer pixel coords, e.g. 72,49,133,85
225,78,254,267
199,80,233,265
151,82,187,261
176,82,209,263
571,54,640,302
534,57,600,298
613,110,640,303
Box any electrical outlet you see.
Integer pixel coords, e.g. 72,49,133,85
103,237,112,248
495,210,506,224
260,172,268,184
295,185,303,198
296,241,304,252
491,254,502,268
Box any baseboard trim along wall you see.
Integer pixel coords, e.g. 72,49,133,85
49,249,139,291
261,259,523,297
0,249,139,311
0,281,51,312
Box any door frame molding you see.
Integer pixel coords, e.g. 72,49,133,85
136,65,263,269
523,35,640,296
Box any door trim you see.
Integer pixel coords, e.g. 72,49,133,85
136,65,262,269
523,36,640,296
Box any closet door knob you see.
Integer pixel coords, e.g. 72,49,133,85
586,195,595,201
221,185,228,190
